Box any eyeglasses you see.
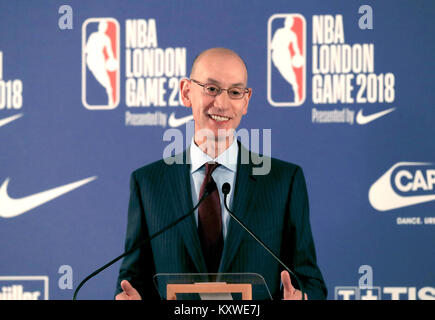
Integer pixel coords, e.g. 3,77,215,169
190,79,250,100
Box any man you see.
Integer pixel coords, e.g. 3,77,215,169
115,48,327,300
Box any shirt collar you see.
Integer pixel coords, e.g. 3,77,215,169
190,137,239,174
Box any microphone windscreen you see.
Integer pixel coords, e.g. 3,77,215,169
222,182,231,195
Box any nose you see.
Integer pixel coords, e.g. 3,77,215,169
212,89,232,110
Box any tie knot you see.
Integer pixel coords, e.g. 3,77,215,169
205,162,219,176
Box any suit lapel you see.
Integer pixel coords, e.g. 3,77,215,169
165,149,208,273
219,142,259,273
164,143,260,274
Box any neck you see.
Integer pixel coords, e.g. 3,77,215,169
194,134,234,159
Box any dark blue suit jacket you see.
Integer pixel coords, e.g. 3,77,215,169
115,143,327,299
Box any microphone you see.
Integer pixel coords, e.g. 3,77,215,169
221,182,306,300
73,180,217,300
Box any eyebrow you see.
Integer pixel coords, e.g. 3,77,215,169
206,78,246,88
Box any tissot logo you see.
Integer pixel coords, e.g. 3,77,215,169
335,286,435,300
369,162,435,211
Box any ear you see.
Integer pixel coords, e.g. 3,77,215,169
242,88,252,115
180,78,192,108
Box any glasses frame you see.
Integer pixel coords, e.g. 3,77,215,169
190,79,250,100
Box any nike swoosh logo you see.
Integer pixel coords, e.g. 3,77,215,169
368,162,435,211
168,112,194,128
0,176,97,218
356,107,395,125
0,113,23,128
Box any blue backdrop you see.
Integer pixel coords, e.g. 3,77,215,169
0,0,434,300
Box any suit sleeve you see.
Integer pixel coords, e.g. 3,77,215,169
285,166,327,300
114,171,160,300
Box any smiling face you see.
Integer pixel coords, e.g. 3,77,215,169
180,48,252,145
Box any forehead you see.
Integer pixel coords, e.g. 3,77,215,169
193,51,248,86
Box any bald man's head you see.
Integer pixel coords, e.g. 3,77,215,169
190,48,248,85
179,47,252,147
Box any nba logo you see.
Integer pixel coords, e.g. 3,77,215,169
267,14,306,107
82,18,120,110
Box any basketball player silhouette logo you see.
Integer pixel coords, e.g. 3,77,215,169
82,18,120,110
268,14,306,107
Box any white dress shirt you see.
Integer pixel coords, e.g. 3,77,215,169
189,138,238,239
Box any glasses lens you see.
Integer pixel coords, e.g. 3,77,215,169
228,88,245,99
204,84,220,96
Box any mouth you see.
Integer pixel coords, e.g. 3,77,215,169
208,114,231,122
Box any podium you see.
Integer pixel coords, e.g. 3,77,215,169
153,273,272,300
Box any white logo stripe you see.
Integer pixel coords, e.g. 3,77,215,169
368,162,435,211
168,112,194,127
356,107,396,125
0,113,23,128
0,176,97,218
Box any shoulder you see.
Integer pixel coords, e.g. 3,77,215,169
270,156,301,172
241,143,302,180
261,155,304,185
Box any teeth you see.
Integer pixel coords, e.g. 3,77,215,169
210,114,230,122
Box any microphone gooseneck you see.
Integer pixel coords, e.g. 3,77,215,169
221,182,306,300
73,180,217,300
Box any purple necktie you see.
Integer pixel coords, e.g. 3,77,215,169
198,162,223,273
